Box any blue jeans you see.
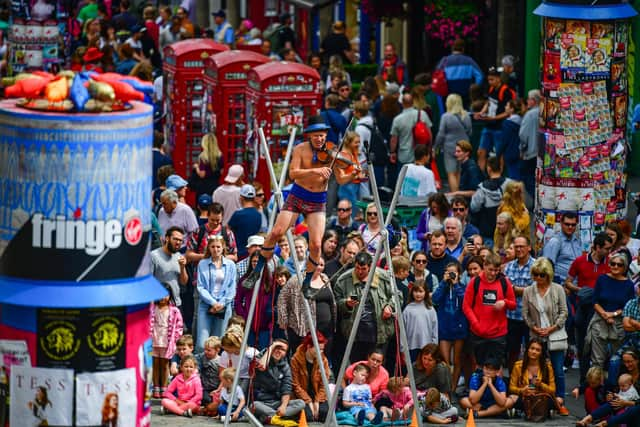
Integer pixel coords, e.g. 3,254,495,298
608,335,640,388
549,349,566,400
373,165,386,188
196,303,230,352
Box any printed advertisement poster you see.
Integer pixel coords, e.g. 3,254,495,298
37,307,126,371
75,368,136,427
545,19,564,51
560,33,587,80
10,365,73,427
585,38,612,78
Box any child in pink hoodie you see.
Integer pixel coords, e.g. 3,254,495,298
375,376,414,421
160,355,202,417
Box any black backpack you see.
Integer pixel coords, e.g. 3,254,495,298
470,274,510,308
359,121,388,166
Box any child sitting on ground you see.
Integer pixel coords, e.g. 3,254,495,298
160,355,202,418
572,366,606,414
197,336,221,415
422,387,458,424
459,358,512,418
343,364,384,426
375,376,413,421
169,334,195,377
216,367,246,421
576,373,640,427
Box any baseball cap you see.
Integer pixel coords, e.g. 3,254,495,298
198,194,212,208
246,235,265,248
212,9,226,18
224,164,244,183
166,174,188,190
487,66,501,77
240,184,256,199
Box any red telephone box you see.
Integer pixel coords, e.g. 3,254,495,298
245,61,322,195
162,39,229,178
202,50,269,177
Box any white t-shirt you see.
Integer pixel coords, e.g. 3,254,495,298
401,164,437,197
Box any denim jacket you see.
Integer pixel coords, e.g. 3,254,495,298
197,257,237,308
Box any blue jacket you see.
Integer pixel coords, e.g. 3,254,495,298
321,109,348,144
432,280,468,340
436,53,483,101
197,257,237,308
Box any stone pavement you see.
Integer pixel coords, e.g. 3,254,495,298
150,364,586,426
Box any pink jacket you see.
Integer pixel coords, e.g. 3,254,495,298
376,386,413,409
150,304,184,359
163,373,203,405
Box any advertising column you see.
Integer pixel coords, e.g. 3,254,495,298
533,1,637,252
0,101,165,426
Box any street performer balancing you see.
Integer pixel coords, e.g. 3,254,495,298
244,115,360,297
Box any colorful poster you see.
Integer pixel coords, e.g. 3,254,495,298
560,33,587,80
543,51,561,84
613,93,627,129
591,21,614,39
75,368,136,427
585,38,612,78
0,340,31,375
611,59,627,92
566,20,590,36
545,19,565,51
9,366,73,427
614,21,628,57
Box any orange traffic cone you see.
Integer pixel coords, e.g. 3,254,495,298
465,409,476,427
409,409,418,427
298,409,308,427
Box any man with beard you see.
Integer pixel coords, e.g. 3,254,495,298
151,226,189,315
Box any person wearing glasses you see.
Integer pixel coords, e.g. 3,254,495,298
608,285,640,393
327,199,360,246
564,232,613,386
252,339,305,425
586,253,634,378
503,236,536,371
450,196,479,240
334,251,397,363
542,212,582,283
359,203,383,255
521,257,570,415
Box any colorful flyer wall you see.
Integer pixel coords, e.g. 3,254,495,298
536,15,631,252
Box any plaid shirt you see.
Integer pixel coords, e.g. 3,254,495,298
504,256,536,321
623,297,640,340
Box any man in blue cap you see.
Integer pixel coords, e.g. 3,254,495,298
212,9,234,46
244,115,357,297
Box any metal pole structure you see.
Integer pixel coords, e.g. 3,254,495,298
369,165,422,427
324,165,408,427
223,128,297,427
267,127,297,230
257,127,338,426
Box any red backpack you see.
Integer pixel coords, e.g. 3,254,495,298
413,110,432,146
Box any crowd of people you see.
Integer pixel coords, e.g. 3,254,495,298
82,3,640,424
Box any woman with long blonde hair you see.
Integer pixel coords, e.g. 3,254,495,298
497,180,530,237
191,133,223,200
493,212,517,261
434,93,472,192
337,131,365,218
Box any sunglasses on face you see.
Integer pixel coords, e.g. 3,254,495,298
452,207,466,212
610,261,625,268
367,212,378,217
414,259,427,264
563,222,577,227
532,272,547,278
337,207,351,212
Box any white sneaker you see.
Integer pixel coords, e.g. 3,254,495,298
159,406,166,415
220,416,226,422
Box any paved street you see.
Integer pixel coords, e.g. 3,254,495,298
150,364,585,426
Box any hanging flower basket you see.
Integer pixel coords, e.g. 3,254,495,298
424,0,482,47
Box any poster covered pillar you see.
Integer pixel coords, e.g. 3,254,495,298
0,101,166,427
532,1,637,253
